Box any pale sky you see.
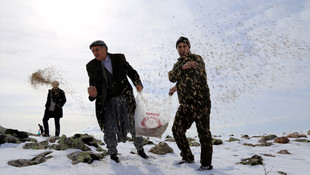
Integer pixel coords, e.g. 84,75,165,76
0,0,309,136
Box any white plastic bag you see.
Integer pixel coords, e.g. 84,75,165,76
134,93,172,138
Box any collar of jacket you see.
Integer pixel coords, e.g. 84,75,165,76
178,51,193,61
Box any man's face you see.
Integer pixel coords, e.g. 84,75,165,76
177,43,190,57
91,46,107,60
52,81,59,89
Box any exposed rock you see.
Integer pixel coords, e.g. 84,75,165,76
67,151,107,164
1,134,20,144
274,137,290,144
308,130,310,135
243,142,273,147
5,129,29,140
127,136,134,141
241,135,249,139
286,132,307,138
165,135,175,142
149,142,174,155
0,126,38,145
190,141,200,147
0,125,6,134
252,135,262,138
48,136,59,143
261,153,275,157
143,137,154,145
182,137,200,146
127,136,154,144
50,135,91,151
72,133,104,150
0,134,6,144
23,140,49,150
239,155,263,166
8,151,53,167
212,139,223,145
243,143,255,147
187,137,196,142
259,134,277,143
278,171,287,175
227,137,240,142
257,142,273,147
294,139,310,143
277,150,291,154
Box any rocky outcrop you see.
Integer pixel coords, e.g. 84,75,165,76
0,126,37,144
0,125,6,134
239,155,263,166
277,150,291,154
227,137,240,142
164,136,200,146
165,135,175,142
286,132,307,138
294,139,310,143
50,135,91,151
67,151,107,164
23,140,49,150
241,135,249,139
5,129,29,140
8,151,53,167
244,142,273,147
212,139,223,145
274,137,290,144
143,137,155,145
149,142,174,155
259,134,277,143
278,171,287,175
71,133,105,151
186,137,200,147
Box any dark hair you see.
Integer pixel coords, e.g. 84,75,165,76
89,40,108,51
176,36,190,48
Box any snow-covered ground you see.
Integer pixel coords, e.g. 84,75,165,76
1,131,309,175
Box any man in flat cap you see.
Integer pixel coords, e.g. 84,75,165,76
86,40,148,163
168,36,213,171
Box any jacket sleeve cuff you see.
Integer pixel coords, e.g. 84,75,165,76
89,96,96,101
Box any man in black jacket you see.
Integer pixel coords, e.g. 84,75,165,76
168,37,213,171
86,40,148,163
42,81,66,137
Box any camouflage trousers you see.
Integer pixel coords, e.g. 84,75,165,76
172,104,213,166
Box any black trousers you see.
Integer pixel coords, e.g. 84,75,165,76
42,110,60,136
172,104,213,166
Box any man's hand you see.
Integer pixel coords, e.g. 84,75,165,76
88,86,97,97
169,86,177,96
136,85,143,92
182,61,199,70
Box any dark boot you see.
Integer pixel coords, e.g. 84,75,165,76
110,154,120,163
177,159,195,164
138,149,149,159
198,165,213,171
43,133,50,137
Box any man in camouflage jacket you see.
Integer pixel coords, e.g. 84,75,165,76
168,36,213,171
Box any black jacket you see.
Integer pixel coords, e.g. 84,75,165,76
45,88,66,118
86,53,142,130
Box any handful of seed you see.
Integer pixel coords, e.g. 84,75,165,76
29,66,60,89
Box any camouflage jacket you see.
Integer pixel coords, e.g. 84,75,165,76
168,53,211,107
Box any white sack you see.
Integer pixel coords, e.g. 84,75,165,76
134,93,172,138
